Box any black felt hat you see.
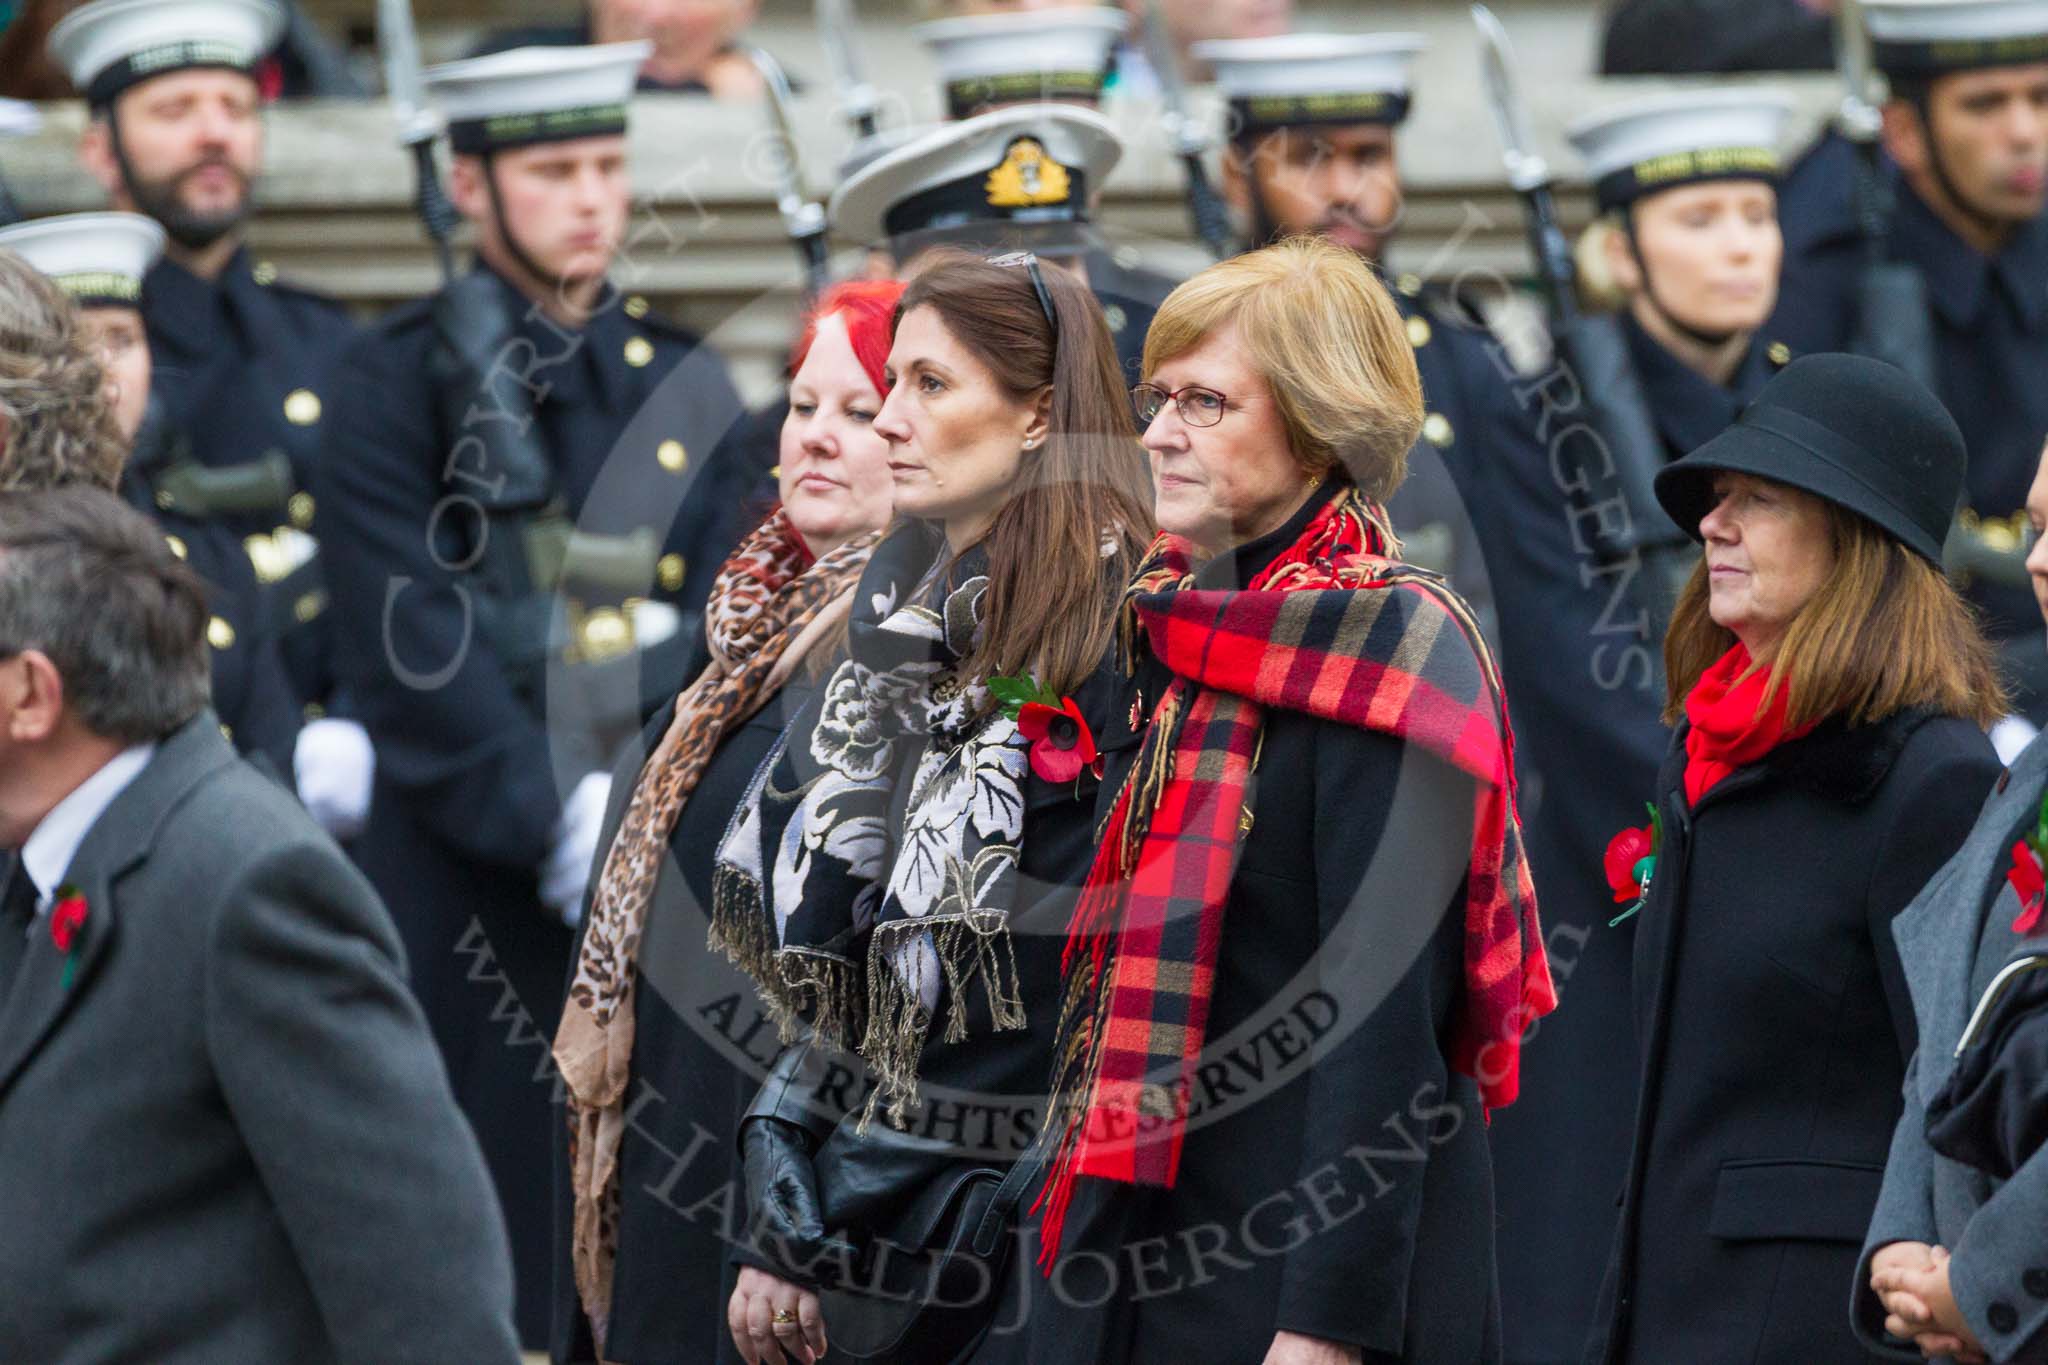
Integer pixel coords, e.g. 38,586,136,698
1653,352,1966,565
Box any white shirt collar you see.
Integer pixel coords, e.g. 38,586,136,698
19,743,156,913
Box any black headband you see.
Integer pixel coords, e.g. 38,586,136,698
86,39,257,106
1873,30,2048,74
945,71,1104,120
1229,90,1411,138
1594,145,1780,213
447,102,630,155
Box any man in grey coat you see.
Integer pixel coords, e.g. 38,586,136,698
0,484,523,1363
1855,438,2048,1365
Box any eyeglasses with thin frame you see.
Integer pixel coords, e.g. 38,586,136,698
1131,383,1228,429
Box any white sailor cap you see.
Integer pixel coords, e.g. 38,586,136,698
0,212,166,307
1193,33,1426,136
829,102,1123,255
1567,89,1795,213
425,42,652,156
837,124,934,182
49,0,283,107
913,9,1129,121
1863,0,2048,76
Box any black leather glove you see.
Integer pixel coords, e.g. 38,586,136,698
740,1115,857,1284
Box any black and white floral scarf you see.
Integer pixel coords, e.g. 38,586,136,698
712,520,1030,1125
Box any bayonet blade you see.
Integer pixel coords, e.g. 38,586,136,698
1835,0,1882,142
1142,0,1204,156
744,46,829,248
1471,4,1549,193
816,0,880,137
377,0,441,147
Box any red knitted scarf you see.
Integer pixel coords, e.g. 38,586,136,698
1682,642,1815,807
1032,487,1555,1269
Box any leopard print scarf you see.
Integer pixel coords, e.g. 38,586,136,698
553,508,879,1356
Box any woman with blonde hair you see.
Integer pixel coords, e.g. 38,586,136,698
1586,353,2004,1363
994,233,1554,1365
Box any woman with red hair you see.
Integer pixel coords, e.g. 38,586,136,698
548,279,905,1364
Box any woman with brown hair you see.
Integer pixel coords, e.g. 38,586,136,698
1004,233,1552,1365
549,279,906,1365
716,248,1152,1365
1587,353,2005,1364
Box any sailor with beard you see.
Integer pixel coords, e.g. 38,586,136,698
1198,33,1497,629
48,0,365,833
312,42,749,1349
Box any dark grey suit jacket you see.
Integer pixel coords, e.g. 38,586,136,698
1855,731,2048,1362
0,712,523,1364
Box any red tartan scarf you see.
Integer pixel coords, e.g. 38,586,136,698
1032,486,1555,1269
1682,642,1816,807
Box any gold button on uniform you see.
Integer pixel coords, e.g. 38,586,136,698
252,260,278,286
1422,412,1454,448
288,491,315,528
284,389,322,426
1766,340,1792,367
657,553,686,592
1396,272,1423,298
208,617,237,650
165,534,187,560
624,295,650,319
657,439,689,473
155,489,175,511
295,591,327,623
579,607,633,662
1104,304,1128,334
624,337,655,368
1406,315,1433,349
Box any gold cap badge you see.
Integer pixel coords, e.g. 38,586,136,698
985,138,1073,209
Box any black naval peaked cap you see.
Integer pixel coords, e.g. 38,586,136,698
1653,352,1967,566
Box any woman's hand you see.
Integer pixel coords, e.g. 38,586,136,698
728,1266,829,1364
1873,1245,1988,1363
1872,1239,1940,1338
1261,1329,1364,1364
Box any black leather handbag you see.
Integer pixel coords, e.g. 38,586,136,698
740,1035,1044,1364
814,1151,1039,1363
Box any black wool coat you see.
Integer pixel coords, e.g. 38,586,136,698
977,489,1502,1365
1587,706,1999,1364
1457,302,1783,1365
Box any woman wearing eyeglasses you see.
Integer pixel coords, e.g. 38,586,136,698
977,234,1551,1365
718,248,1153,1365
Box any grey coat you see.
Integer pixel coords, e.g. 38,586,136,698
0,713,523,1365
1854,731,2048,1362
